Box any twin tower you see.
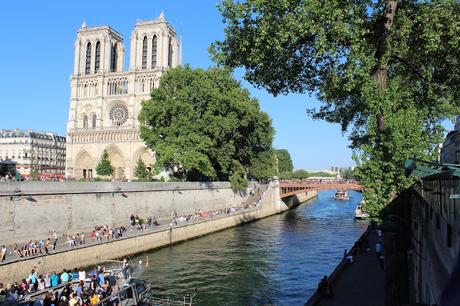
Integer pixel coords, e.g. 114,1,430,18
66,13,181,180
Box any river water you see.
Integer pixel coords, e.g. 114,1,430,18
133,190,366,305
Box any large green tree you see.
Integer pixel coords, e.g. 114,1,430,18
211,0,460,219
275,149,293,173
139,66,275,189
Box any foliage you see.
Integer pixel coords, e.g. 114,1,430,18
134,158,150,181
280,169,336,179
139,66,275,190
211,0,460,219
341,167,356,180
29,154,39,181
96,150,113,177
229,160,249,191
275,149,293,173
248,150,277,180
279,171,293,180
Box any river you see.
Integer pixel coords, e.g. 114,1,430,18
133,190,366,305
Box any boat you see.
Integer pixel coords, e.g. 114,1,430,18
7,260,195,306
355,202,369,219
335,189,350,200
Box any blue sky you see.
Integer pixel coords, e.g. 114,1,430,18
2,0,442,171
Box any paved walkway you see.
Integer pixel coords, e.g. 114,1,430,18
319,231,385,306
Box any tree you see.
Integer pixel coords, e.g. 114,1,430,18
275,149,293,174
211,0,460,219
29,154,39,181
134,158,149,181
292,169,310,180
248,150,277,180
139,66,275,189
96,150,113,177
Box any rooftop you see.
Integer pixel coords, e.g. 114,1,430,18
0,129,66,141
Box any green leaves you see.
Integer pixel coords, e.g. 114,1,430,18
212,0,460,219
275,149,294,173
96,150,113,177
139,66,275,188
134,158,151,181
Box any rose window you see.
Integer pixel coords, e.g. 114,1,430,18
109,104,129,126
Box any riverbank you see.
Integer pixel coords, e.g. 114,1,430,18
0,184,317,284
305,227,384,306
132,189,363,305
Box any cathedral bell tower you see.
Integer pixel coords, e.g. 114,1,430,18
66,13,180,180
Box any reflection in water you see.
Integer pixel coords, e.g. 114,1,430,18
133,190,366,305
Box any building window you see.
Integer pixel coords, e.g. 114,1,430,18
95,41,101,73
110,43,117,72
447,223,452,248
109,104,129,126
92,114,96,128
83,115,88,128
85,42,92,74
142,36,147,69
168,37,173,67
151,36,157,67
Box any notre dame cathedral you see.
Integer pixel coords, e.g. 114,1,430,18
66,13,181,179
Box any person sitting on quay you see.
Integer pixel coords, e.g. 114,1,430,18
0,245,6,263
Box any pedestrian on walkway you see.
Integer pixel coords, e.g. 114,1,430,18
375,241,382,258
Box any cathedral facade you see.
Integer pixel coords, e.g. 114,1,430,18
66,13,180,179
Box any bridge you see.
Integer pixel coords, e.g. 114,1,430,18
279,180,363,199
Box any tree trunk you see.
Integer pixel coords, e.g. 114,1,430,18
373,0,399,132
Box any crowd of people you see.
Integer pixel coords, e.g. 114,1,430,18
0,265,120,305
0,187,266,265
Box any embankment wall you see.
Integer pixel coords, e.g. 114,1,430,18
0,182,248,246
0,184,319,283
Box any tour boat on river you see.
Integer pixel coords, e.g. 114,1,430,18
10,260,195,306
335,189,350,200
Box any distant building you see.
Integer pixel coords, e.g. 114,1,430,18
0,129,66,178
440,117,460,164
66,13,181,180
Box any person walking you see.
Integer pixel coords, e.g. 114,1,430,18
375,241,382,258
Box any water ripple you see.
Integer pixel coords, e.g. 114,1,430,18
134,190,366,306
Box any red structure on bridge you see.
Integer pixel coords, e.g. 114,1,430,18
279,180,363,198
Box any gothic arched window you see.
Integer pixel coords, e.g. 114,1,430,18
142,36,148,69
110,43,117,72
92,114,96,128
168,37,173,67
85,42,91,74
83,115,88,128
151,36,157,68
95,41,101,73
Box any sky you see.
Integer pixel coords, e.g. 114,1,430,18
1,0,448,171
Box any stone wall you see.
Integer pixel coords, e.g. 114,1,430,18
0,181,312,284
0,181,249,245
